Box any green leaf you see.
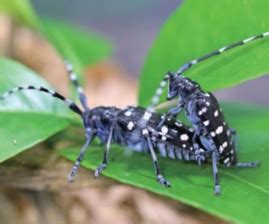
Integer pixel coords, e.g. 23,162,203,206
0,113,69,162
0,0,113,73
0,58,74,162
139,0,269,106
0,0,39,28
61,103,269,224
40,19,113,72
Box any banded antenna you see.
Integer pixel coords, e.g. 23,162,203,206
147,31,269,110
147,73,170,111
0,85,83,117
64,61,89,112
176,32,269,75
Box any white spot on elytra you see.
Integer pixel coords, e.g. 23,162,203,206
205,93,210,97
224,157,230,164
198,107,207,116
127,122,135,131
206,101,210,106
182,144,186,148
124,110,132,117
161,126,169,135
143,111,152,120
203,120,210,126
219,146,224,153
222,141,228,148
214,110,219,117
216,126,223,135
210,132,216,137
180,134,189,141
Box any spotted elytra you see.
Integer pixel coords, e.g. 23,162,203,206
147,32,266,195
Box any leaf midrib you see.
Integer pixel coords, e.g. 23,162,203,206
221,170,269,194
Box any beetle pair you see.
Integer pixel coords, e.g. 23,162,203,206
1,32,265,195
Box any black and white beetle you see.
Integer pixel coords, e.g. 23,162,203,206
148,32,267,194
0,32,264,195
0,62,215,188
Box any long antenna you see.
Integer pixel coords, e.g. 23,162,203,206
0,85,83,116
176,32,269,75
64,61,89,112
147,32,269,110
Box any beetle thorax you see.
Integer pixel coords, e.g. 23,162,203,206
169,76,201,103
88,107,120,132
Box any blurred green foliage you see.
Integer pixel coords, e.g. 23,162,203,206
0,0,39,28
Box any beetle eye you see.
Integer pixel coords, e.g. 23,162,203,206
101,116,110,125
